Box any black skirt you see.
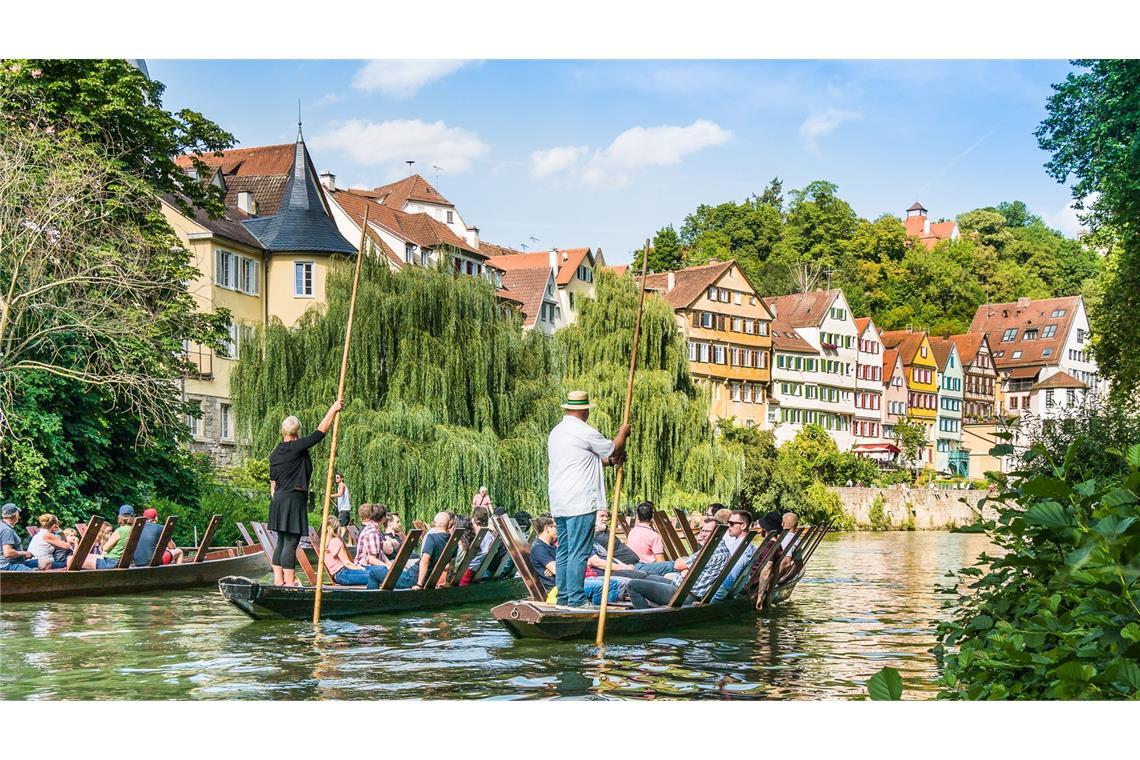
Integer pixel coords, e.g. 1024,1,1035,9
268,490,309,535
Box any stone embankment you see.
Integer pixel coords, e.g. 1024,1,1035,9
830,486,1001,530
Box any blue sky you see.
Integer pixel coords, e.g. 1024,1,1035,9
150,60,1082,264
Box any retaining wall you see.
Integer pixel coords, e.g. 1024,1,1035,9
830,486,1000,530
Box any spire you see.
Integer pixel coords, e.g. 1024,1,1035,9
296,99,303,142
241,124,355,255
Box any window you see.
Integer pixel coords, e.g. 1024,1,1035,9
1012,350,1022,359
1076,329,1086,344
688,341,698,361
219,321,239,359
220,403,233,440
187,404,201,437
734,292,742,305
920,345,928,357
1001,328,1017,342
214,249,236,289
1042,348,1053,358
713,345,726,364
777,354,785,369
719,289,729,303
744,319,755,335
707,286,717,301
1023,328,1038,341
743,384,753,403
405,243,416,264
1051,308,1066,318
743,349,753,368
294,261,314,297
731,317,742,332
1045,389,1055,407
1042,324,1056,338
239,257,259,295
701,312,714,329
698,344,710,363
446,210,454,224
576,265,593,283
757,321,769,336
731,383,741,402
1067,389,1076,405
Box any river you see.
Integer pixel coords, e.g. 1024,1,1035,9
0,531,988,700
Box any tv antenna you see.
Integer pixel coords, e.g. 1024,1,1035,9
405,160,415,175
823,267,837,290
432,164,443,186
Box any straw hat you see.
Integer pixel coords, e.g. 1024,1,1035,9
561,390,594,410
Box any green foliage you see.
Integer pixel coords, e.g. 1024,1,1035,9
231,262,741,522
1037,60,1140,401
891,417,929,474
868,495,892,531
646,225,683,272
1016,396,1140,481
0,59,235,219
935,440,1140,700
867,666,904,700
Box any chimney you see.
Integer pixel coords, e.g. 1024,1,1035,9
237,191,256,215
667,271,675,291
466,225,479,248
1017,297,1030,307
319,172,336,191
923,218,931,235
549,248,559,274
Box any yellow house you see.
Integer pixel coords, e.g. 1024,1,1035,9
167,129,356,462
881,329,938,465
644,261,773,428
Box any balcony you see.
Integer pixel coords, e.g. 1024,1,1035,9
182,342,213,379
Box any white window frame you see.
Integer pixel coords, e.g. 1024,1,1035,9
294,261,315,298
219,403,233,441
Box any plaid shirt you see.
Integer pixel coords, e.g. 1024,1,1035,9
354,523,384,565
676,539,731,599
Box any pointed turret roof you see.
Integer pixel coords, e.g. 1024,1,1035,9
242,132,356,254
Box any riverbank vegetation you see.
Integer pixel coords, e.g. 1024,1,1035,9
231,262,743,522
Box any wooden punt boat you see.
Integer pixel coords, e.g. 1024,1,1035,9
0,514,269,603
489,513,831,641
218,520,527,621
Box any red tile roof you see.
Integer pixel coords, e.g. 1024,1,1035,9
326,190,404,268
904,212,959,249
762,289,840,328
1032,370,1086,390
371,174,452,209
176,143,296,177
927,336,957,371
882,348,901,386
481,246,595,286
330,189,482,258
478,240,526,258
880,329,929,367
500,267,554,328
770,320,816,353
643,261,735,310
855,317,872,336
948,333,987,367
969,296,1082,371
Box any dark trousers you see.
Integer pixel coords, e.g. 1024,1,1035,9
272,531,301,570
625,577,695,609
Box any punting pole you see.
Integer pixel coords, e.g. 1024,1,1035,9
596,239,651,646
312,207,369,625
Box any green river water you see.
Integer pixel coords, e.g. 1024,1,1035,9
0,532,988,700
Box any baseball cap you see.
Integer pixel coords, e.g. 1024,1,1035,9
118,504,136,517
143,508,158,520
1,503,19,517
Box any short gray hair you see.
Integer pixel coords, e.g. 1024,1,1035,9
281,415,301,437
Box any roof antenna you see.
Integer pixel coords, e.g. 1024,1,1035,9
432,164,443,186
405,160,415,175
296,99,303,141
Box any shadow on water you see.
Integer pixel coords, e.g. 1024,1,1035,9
0,532,989,700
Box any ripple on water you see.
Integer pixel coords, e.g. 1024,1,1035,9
0,532,990,700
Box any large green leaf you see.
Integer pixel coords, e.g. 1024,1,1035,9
1101,487,1138,508
1024,501,1073,529
1053,662,1095,682
1126,444,1140,471
1117,660,1140,690
1093,515,1136,538
867,666,903,701
1120,623,1140,643
989,444,1014,457
1022,477,1071,500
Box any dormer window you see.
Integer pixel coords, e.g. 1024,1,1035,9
405,243,416,264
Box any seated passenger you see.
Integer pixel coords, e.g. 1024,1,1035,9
410,511,453,590
382,512,404,559
458,506,494,586
27,514,73,569
321,514,387,588
625,502,665,562
712,510,755,602
138,507,183,565
624,518,732,609
530,517,621,607
97,505,138,568
354,503,396,571
2,504,38,571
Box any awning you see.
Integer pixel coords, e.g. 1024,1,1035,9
1006,366,1041,379
853,443,900,453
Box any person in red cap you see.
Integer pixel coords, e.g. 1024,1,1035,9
142,507,183,565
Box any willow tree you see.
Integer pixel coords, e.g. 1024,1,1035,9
232,256,562,521
555,270,744,508
232,260,742,521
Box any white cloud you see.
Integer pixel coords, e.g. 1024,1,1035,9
799,108,861,151
1045,198,1093,239
533,119,732,187
311,119,489,174
530,145,588,177
313,92,342,107
352,60,471,98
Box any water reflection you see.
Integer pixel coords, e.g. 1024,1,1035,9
0,532,988,700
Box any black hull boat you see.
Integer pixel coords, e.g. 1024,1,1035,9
219,575,526,620
488,513,828,641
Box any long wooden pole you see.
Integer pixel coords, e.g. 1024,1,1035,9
313,207,369,624
596,239,651,645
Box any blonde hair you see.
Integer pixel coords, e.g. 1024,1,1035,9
38,513,58,529
281,415,302,437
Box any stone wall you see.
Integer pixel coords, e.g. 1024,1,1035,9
830,486,1000,530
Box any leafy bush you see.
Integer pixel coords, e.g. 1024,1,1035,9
934,440,1140,699
802,481,855,531
867,495,892,530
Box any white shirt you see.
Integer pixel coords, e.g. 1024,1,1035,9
336,484,351,511
547,415,615,518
